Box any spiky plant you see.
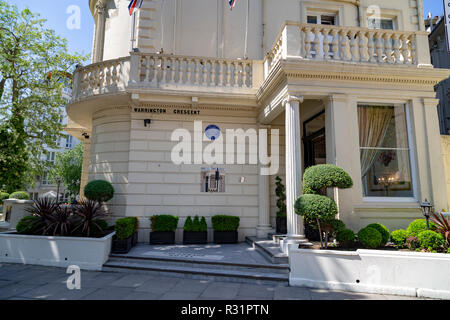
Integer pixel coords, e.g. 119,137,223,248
25,197,59,235
431,212,450,247
46,205,74,236
72,200,107,237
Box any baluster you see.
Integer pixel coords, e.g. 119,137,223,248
410,34,417,65
384,33,393,63
144,56,151,82
349,30,359,62
178,58,184,84
330,29,339,60
194,59,200,85
304,26,312,59
401,35,411,65
367,31,375,63
185,58,192,84
233,62,240,87
359,31,369,62
155,55,163,85
393,34,401,64
375,32,384,63
150,56,158,86
218,60,224,86
210,60,216,86
322,28,330,60
341,30,351,61
226,61,232,87
242,62,249,87
201,59,207,85
312,27,321,60
170,57,176,84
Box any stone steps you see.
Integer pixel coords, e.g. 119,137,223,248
103,255,289,286
245,236,289,264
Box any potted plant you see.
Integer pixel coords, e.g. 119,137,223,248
112,217,136,254
130,217,139,246
150,215,179,244
183,216,207,244
275,176,287,234
212,215,240,244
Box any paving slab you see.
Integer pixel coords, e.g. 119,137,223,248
110,274,157,288
237,284,277,299
160,291,202,300
171,279,211,293
133,277,180,294
0,282,41,299
81,286,135,300
200,282,242,299
274,286,311,300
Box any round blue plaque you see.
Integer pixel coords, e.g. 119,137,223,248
205,125,221,141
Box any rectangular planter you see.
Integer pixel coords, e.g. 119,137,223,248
183,231,207,245
112,236,133,254
213,231,238,244
289,247,450,299
0,231,115,271
132,232,138,246
150,231,175,245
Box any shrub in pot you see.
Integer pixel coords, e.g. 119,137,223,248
336,228,355,248
183,216,207,244
9,191,30,200
212,215,240,243
391,229,408,248
112,217,135,253
358,227,382,249
150,215,179,244
131,217,139,246
275,176,287,234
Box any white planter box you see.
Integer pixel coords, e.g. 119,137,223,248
289,245,450,299
0,232,115,271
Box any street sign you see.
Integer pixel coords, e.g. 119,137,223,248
444,0,450,51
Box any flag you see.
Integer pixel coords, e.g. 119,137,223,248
229,0,236,11
129,0,143,16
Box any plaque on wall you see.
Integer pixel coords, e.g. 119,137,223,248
201,168,225,193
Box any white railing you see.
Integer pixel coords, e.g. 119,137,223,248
131,53,255,89
265,22,427,77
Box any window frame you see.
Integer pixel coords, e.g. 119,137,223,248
357,102,418,203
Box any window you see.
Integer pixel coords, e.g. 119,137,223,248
368,18,394,30
46,151,56,164
65,135,73,149
358,104,414,198
307,14,336,26
42,172,49,185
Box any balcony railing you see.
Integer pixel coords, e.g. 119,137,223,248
71,53,262,102
264,22,430,78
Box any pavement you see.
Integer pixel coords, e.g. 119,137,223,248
0,263,425,300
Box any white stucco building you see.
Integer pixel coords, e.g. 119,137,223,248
66,0,450,244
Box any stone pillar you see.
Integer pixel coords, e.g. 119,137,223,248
79,139,92,200
283,95,306,248
257,124,273,238
92,0,107,63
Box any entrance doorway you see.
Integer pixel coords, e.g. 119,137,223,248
303,111,326,169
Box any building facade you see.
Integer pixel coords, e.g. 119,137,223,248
66,0,450,244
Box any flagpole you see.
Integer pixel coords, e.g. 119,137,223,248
130,10,136,51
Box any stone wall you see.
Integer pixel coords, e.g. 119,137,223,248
441,135,450,210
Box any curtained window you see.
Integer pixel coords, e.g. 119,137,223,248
358,104,414,198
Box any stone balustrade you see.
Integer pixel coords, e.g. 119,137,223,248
264,22,430,78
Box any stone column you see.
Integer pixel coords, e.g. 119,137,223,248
257,125,272,238
282,95,306,249
92,0,107,63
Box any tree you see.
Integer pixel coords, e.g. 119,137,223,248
48,143,84,199
0,2,87,190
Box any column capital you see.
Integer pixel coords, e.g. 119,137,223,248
327,93,348,104
95,0,107,15
422,98,440,108
282,94,304,107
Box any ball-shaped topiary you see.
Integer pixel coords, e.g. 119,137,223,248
294,194,338,222
16,216,40,235
366,223,390,245
302,164,353,195
9,191,30,200
358,227,382,249
84,180,115,202
390,229,408,247
336,229,355,247
406,219,436,236
417,230,445,251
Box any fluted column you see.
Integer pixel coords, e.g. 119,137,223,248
92,0,107,63
257,125,272,239
283,95,305,242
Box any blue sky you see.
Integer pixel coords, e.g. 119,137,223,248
5,0,445,56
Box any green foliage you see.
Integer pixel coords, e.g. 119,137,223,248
16,216,40,235
358,227,382,249
366,223,390,245
302,164,353,195
294,194,337,222
115,218,135,240
84,180,115,203
0,192,9,205
211,215,240,231
150,215,179,232
275,176,286,218
336,229,355,246
417,230,445,250
49,144,84,198
406,219,436,237
9,191,29,200
391,229,408,248
184,216,207,232
0,2,88,190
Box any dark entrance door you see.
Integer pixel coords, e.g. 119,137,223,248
303,111,326,169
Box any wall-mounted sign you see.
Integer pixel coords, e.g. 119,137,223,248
134,107,200,115
444,0,450,52
205,125,221,141
201,168,225,193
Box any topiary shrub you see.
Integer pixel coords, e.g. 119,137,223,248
184,216,194,231
212,215,240,231
150,215,179,232
358,227,382,249
406,219,436,237
336,229,355,247
115,217,136,240
302,164,353,195
366,223,390,245
275,176,286,218
200,217,207,232
9,191,30,200
184,216,207,232
417,230,445,251
0,192,9,205
16,216,40,235
391,229,408,248
84,180,115,203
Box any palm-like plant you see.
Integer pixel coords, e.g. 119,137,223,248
430,212,450,246
72,200,107,237
46,205,74,236
25,197,59,235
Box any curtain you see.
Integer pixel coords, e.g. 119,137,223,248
394,106,410,182
358,106,394,179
